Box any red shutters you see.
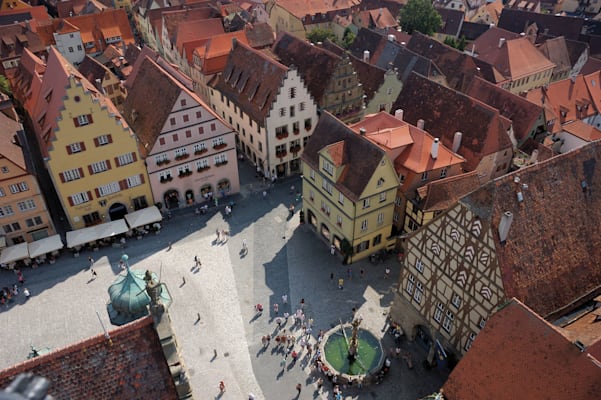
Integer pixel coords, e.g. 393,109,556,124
73,117,80,128
93,137,99,146
59,172,65,183
88,165,93,174
139,174,145,184
131,152,137,162
118,180,127,190
106,159,111,169
67,196,74,206
114,156,120,167
87,114,93,124
66,145,72,155
78,167,83,177
80,141,86,151
107,134,113,143
87,190,92,200
95,188,101,198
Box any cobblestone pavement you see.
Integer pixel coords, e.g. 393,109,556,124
0,160,447,399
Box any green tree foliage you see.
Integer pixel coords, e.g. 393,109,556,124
0,75,11,95
443,35,467,51
398,0,442,36
341,27,356,49
307,28,338,44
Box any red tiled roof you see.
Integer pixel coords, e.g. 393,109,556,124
0,112,26,171
63,9,135,53
525,75,595,134
175,18,224,56
0,6,51,32
562,119,601,142
162,7,215,46
442,299,601,400
210,39,288,124
584,70,601,116
460,141,601,317
391,73,513,172
190,30,248,73
417,171,481,212
0,317,178,399
276,0,360,19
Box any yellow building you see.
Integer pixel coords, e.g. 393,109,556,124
0,113,55,245
301,112,399,263
25,47,152,230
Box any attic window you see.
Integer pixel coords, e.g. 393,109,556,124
74,95,80,102
248,82,259,101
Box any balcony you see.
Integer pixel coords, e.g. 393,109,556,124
276,150,288,158
213,143,227,150
290,145,301,154
197,165,210,172
156,159,171,166
160,176,173,183
178,170,192,178
194,149,208,156
175,153,190,161
215,160,228,167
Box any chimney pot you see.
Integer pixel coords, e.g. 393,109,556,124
431,138,439,159
417,119,425,130
363,50,370,63
359,127,366,135
498,211,513,243
394,109,404,121
452,131,462,153
498,38,506,48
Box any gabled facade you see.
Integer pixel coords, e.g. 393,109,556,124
159,7,217,64
78,55,126,109
272,33,364,124
392,73,514,183
24,48,152,230
390,141,601,363
348,111,465,235
0,112,55,245
266,0,361,38
209,40,318,178
124,56,240,209
301,112,399,262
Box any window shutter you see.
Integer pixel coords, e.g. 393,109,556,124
114,157,120,167
87,114,93,124
139,174,145,184
67,196,74,206
93,137,99,147
80,142,86,151
88,165,93,174
107,134,113,143
78,167,84,177
131,152,137,162
119,180,127,190
87,190,92,200
73,118,80,127
95,188,100,197
106,159,111,169
59,172,65,183
66,145,72,155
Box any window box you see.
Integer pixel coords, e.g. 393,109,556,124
276,150,288,158
215,160,228,167
194,149,208,155
213,143,227,150
160,176,173,183
290,145,301,153
305,123,312,131
178,170,193,178
293,129,300,135
156,159,171,166
276,132,289,140
197,166,210,172
175,153,189,161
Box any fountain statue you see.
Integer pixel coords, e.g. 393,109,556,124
348,316,362,360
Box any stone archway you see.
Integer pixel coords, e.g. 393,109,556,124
185,189,195,206
108,202,128,221
320,223,330,241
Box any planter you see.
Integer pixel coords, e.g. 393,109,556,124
194,149,208,155
156,159,171,166
197,166,210,172
276,132,289,140
175,154,190,161
178,171,193,178
290,146,301,153
160,176,173,183
215,161,228,167
213,143,227,150
276,151,287,158
293,130,300,135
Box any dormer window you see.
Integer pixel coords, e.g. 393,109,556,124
323,160,334,175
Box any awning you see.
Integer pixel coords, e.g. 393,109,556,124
28,235,64,259
95,219,128,240
0,242,30,264
66,220,129,248
124,206,162,229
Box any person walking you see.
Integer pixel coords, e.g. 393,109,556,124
330,244,335,255
385,267,391,279
330,272,334,284
219,381,225,393
88,257,94,267
216,229,220,242
338,278,344,290
296,383,302,395
282,293,288,305
273,303,279,314
242,238,248,253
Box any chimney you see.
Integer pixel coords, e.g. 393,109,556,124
498,38,506,48
452,131,462,153
359,127,366,135
498,211,513,243
529,149,538,164
363,50,370,63
431,138,439,159
394,109,404,121
417,119,425,130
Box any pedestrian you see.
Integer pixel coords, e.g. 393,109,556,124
221,229,228,242
273,303,279,314
167,242,172,251
290,185,295,194
296,383,302,394
196,313,201,322
214,349,218,358
23,288,30,298
360,268,365,279
330,244,335,255
17,271,24,285
330,272,334,283
219,381,225,393
194,255,199,266
216,229,220,241
300,298,305,308
242,239,248,253
181,276,186,285
88,256,94,266
262,190,267,198
91,268,97,278
317,377,324,390
347,266,352,279
282,293,288,305
385,267,391,279
276,316,282,329
338,278,344,290
280,357,286,369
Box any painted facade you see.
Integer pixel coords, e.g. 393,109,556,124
31,48,152,230
364,69,403,115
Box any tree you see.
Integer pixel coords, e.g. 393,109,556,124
307,28,338,45
398,0,442,36
444,35,467,51
341,27,356,49
0,75,11,96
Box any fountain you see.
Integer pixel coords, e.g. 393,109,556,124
320,315,385,385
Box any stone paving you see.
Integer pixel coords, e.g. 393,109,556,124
0,160,448,399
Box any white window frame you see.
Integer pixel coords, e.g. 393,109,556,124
19,182,28,191
322,180,333,195
69,142,82,153
360,219,368,231
338,192,344,204
323,160,334,175
214,154,227,164
126,175,142,188
452,293,462,308
406,274,415,295
193,143,206,152
97,135,110,146
71,191,90,205
379,192,386,203
9,184,20,194
77,114,90,126
413,282,423,304
433,302,444,323
377,212,384,225
363,198,370,209
415,259,425,273
442,310,454,333
196,159,209,169
98,182,120,196
91,160,108,174
465,332,476,351
17,199,35,212
117,153,134,166
212,137,225,147
63,168,81,182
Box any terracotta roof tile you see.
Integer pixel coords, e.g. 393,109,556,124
584,70,601,116
562,119,601,142
0,112,26,171
498,8,585,41
210,39,288,124
392,73,513,172
188,30,248,71
407,31,483,91
301,112,388,202
243,22,274,49
537,36,572,75
417,171,481,212
580,56,601,76
77,55,112,87
465,76,544,145
175,18,224,56
442,299,601,400
0,6,51,32
0,316,178,399
460,141,601,317
525,75,595,134
162,7,215,46
275,0,360,19
272,32,340,104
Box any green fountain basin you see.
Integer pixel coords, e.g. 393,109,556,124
322,325,384,380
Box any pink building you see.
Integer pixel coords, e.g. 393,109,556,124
123,55,239,209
